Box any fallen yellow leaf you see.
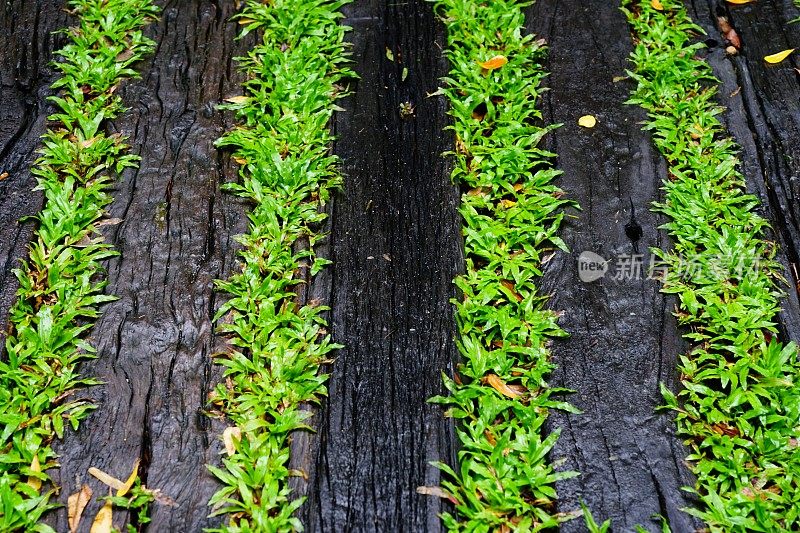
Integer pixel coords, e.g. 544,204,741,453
764,49,795,64
500,199,517,209
578,114,597,128
68,484,93,533
237,18,256,25
651,0,664,10
26,455,41,492
90,500,113,533
726,0,754,4
225,95,250,105
479,55,508,70
117,459,140,497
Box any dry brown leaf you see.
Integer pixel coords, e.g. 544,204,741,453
717,17,732,34
416,485,448,498
26,455,41,492
0,172,9,181
68,484,93,533
96,218,123,227
116,49,134,62
765,49,795,64
479,55,508,70
222,426,241,457
90,500,113,533
225,95,250,105
725,28,741,49
500,279,522,301
417,486,459,505
88,467,125,492
485,374,523,398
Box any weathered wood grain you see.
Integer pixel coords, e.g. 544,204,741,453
527,2,700,531
0,1,798,531
295,1,462,531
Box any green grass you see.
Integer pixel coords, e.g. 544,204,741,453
0,0,158,530
206,0,352,530
624,1,800,530
429,0,580,530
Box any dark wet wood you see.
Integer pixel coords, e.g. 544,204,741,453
0,0,68,341
294,1,461,531
527,2,700,531
44,2,253,531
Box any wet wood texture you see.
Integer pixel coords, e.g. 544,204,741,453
295,0,462,531
527,2,700,530
687,0,800,341
1,0,800,531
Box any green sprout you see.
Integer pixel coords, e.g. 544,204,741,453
206,0,352,530
624,1,800,531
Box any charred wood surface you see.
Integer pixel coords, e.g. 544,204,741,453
527,2,700,531
688,0,800,342
295,1,462,531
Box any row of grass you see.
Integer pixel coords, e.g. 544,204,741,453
623,1,800,530
206,0,352,530
0,0,159,530
430,0,580,529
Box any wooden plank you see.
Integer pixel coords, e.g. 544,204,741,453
46,3,254,531
0,0,68,339
526,2,701,531
295,0,461,530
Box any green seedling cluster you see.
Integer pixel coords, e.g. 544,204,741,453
430,0,579,530
207,0,352,530
624,1,800,530
0,1,158,530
